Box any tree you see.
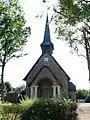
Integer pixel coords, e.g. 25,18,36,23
0,81,12,96
0,0,30,101
13,84,26,94
4,81,13,92
54,0,90,81
76,89,90,99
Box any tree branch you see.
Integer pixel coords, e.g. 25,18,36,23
77,52,86,58
6,53,28,63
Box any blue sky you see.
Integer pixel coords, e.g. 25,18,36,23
3,0,90,89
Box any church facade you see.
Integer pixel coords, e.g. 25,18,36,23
23,15,76,99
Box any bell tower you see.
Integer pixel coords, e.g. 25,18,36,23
40,14,54,54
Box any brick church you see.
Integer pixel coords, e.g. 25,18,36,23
23,15,76,100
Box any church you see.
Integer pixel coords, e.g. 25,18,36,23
23,15,76,100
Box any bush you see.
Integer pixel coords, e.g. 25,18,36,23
85,96,90,103
0,98,39,120
0,98,78,120
21,98,78,120
0,103,25,120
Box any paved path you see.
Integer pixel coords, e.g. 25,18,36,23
78,103,90,120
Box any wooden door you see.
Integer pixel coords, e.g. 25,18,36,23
38,79,53,98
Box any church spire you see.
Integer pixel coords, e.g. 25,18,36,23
40,14,54,54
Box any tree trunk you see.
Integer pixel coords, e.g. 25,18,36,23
83,30,90,81
1,59,5,102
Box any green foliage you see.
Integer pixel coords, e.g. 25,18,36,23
0,103,25,120
0,98,78,120
20,97,38,106
0,81,12,95
13,84,26,94
85,96,90,103
21,98,78,120
54,0,90,81
0,98,39,119
76,89,90,99
0,0,30,101
4,81,13,92
55,0,90,56
56,0,90,25
0,0,30,63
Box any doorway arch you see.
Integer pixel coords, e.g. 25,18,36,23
37,78,53,98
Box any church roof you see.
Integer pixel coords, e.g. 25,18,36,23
29,66,62,86
40,14,54,54
68,82,76,92
23,53,70,85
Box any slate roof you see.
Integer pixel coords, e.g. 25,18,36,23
42,14,51,43
68,82,76,92
23,53,70,83
29,66,62,86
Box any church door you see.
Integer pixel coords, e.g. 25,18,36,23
38,79,53,98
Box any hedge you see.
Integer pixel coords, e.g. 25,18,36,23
0,103,24,120
0,98,78,120
21,98,78,120
0,98,36,120
85,96,90,103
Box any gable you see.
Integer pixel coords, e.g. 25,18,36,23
28,66,61,86
24,53,70,84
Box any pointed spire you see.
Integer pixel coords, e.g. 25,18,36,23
43,14,51,42
40,14,54,54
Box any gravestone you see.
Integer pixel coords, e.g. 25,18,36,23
4,93,18,103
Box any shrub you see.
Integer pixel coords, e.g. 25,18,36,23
85,96,90,103
0,103,25,120
0,98,78,120
21,98,78,120
0,98,39,120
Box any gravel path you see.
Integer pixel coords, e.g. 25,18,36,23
77,103,90,120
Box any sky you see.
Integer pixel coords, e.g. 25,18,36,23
3,0,90,89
